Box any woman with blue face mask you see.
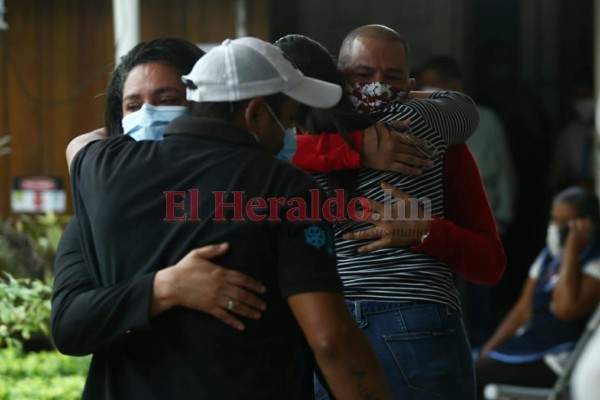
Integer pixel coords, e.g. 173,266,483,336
53,38,269,360
476,186,600,398
104,38,201,137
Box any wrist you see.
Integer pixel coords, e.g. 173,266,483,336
150,268,177,316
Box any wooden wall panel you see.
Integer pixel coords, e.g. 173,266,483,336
5,0,43,179
1,0,113,216
0,30,8,216
142,0,269,44
0,0,269,216
247,0,270,39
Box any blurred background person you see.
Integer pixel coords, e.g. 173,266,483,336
417,55,517,237
416,55,517,350
548,74,596,194
475,186,600,399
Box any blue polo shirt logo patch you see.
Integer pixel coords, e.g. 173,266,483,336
304,225,334,256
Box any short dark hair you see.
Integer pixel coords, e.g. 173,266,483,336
338,24,411,70
104,37,205,136
554,186,600,222
553,186,600,239
418,55,463,81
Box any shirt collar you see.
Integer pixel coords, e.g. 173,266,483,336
164,115,259,147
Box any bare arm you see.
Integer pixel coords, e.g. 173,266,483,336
480,277,537,356
551,218,600,320
66,127,108,172
288,292,392,400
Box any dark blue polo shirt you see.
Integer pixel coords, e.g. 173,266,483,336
69,115,342,399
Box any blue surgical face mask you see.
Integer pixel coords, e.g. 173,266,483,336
122,104,187,141
277,127,298,162
265,103,298,162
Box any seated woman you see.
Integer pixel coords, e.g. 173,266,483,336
476,186,600,398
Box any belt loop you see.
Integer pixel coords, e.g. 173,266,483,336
355,300,362,322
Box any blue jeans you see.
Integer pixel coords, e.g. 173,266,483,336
314,301,476,400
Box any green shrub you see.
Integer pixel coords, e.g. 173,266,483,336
0,206,85,399
0,274,52,349
0,212,71,279
0,348,89,400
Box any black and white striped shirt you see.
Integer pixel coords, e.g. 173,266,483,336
315,91,479,311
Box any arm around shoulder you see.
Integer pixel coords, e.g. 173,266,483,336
413,90,479,146
66,127,108,172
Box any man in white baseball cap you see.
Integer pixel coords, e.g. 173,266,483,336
67,36,392,399
178,36,342,156
183,37,341,107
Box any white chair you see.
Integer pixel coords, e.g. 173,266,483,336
483,303,600,400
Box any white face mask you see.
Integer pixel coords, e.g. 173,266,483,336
546,223,566,257
122,104,187,141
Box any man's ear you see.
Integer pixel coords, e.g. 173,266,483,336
244,97,265,134
408,78,416,92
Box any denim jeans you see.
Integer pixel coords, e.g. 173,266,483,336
314,301,476,400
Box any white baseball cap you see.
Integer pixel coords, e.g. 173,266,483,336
182,37,342,109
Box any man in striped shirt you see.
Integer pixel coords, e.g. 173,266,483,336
314,24,479,400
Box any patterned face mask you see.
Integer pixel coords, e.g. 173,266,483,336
346,82,408,114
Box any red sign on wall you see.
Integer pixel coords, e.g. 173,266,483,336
11,176,66,213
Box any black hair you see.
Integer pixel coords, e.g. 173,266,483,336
274,34,370,146
274,34,375,211
553,186,600,239
418,55,463,81
104,37,205,136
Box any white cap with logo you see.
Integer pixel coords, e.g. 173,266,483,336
182,37,342,109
